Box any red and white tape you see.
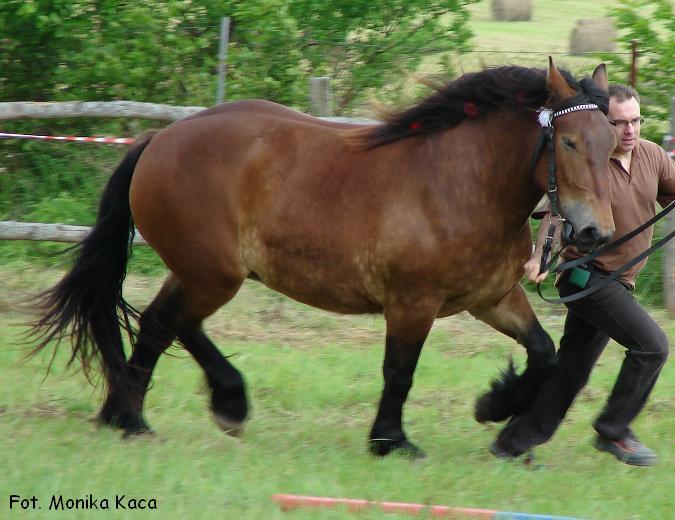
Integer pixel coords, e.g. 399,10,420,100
0,132,135,145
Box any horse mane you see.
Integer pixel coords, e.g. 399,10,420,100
346,65,609,149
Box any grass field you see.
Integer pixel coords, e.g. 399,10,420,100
446,0,624,77
2,2,673,519
1,264,674,520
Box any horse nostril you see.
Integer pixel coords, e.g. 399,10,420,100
576,226,605,251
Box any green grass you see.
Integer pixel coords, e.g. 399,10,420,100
468,0,618,52
1,266,674,520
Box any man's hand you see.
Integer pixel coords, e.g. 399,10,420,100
526,212,561,284
524,256,549,284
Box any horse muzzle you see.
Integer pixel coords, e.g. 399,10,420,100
563,222,613,253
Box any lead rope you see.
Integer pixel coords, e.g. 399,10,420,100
536,201,675,304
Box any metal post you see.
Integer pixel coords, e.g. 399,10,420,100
216,17,231,105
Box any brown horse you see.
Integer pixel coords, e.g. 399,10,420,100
32,59,615,458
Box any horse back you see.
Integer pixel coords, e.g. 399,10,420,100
130,102,403,312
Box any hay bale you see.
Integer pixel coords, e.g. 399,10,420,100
570,18,616,55
491,0,532,22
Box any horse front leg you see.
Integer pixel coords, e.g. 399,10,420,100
369,294,442,458
471,284,556,424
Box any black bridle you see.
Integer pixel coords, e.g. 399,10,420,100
530,103,602,274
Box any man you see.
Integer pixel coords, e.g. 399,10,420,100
523,84,675,465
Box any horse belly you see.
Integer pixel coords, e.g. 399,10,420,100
240,230,382,314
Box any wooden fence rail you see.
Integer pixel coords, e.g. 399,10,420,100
0,101,203,122
0,221,147,246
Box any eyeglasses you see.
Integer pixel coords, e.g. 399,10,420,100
609,116,644,129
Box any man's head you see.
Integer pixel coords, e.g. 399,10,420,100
607,84,642,155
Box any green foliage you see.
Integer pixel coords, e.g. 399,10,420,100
634,220,668,306
285,0,477,112
0,0,216,105
223,0,479,112
605,0,674,142
0,0,478,111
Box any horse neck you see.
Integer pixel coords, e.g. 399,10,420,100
437,111,543,235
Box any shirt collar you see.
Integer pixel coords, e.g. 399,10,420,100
631,139,642,159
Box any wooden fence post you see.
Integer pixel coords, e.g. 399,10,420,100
215,17,231,105
629,40,639,88
666,97,675,318
309,77,333,117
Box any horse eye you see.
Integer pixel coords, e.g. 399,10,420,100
562,137,576,150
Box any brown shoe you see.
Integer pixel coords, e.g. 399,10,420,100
594,434,658,466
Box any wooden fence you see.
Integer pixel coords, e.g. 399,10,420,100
0,221,148,246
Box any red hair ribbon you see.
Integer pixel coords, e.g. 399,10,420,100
464,102,479,118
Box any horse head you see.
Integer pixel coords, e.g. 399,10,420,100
538,58,616,252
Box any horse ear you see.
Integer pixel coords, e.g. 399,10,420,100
546,56,576,99
591,63,609,92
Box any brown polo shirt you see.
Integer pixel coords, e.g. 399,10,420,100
535,139,675,288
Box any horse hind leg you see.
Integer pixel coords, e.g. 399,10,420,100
98,276,180,435
172,276,248,436
100,272,248,436
471,285,556,423
178,324,248,436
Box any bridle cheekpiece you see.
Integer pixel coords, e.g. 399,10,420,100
534,103,601,216
533,102,601,273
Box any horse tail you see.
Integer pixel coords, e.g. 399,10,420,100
30,131,156,390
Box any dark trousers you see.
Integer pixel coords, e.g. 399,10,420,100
558,270,669,439
498,269,669,452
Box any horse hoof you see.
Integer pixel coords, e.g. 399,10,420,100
98,412,153,435
214,414,245,438
122,426,155,439
369,438,426,459
489,440,540,469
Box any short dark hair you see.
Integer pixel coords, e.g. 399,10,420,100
608,83,640,103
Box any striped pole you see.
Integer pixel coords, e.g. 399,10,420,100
0,131,134,145
272,495,582,520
